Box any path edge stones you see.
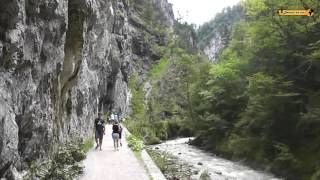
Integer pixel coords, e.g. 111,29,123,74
124,127,166,180
140,149,167,180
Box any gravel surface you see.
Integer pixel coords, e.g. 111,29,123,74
80,125,149,180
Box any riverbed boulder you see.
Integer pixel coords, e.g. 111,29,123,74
193,170,199,175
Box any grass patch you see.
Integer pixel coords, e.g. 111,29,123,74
149,58,169,79
81,138,94,153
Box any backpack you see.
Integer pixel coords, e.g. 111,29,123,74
113,124,119,133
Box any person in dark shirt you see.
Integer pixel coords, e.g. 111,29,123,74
112,121,120,151
118,123,123,147
94,112,105,151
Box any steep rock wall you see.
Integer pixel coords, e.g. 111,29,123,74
203,29,230,61
197,5,244,61
0,0,174,178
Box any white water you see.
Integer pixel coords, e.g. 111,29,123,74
151,138,282,180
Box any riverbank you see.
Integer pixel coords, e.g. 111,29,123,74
147,147,194,180
149,138,281,180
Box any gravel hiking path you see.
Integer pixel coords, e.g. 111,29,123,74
80,125,149,180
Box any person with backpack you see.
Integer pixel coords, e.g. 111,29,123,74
94,112,105,151
112,121,120,151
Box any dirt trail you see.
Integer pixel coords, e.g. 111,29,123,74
80,125,149,180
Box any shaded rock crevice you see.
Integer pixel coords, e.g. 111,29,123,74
54,0,87,138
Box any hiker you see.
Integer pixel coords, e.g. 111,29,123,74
107,112,112,124
94,112,105,151
109,112,116,123
117,110,122,122
112,121,120,151
106,113,110,124
114,111,119,122
118,122,123,147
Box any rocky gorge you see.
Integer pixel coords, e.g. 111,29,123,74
0,0,175,178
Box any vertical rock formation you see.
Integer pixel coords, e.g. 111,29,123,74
197,5,244,61
0,0,174,178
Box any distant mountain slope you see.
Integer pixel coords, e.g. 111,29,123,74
197,4,244,61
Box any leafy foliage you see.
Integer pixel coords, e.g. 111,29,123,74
189,1,320,179
126,30,201,144
24,139,92,180
127,135,145,152
129,1,320,179
148,58,169,79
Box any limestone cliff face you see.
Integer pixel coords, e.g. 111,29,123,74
0,0,174,178
197,5,244,61
203,29,230,61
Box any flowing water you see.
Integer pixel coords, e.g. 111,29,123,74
151,138,282,180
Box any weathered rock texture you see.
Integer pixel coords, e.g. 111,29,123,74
197,5,244,61
0,0,174,178
204,30,229,61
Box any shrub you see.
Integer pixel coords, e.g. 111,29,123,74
127,135,145,152
149,58,169,79
24,139,92,180
153,121,168,140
